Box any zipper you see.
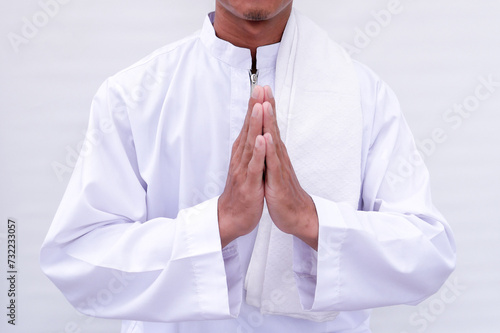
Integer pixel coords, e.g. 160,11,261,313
249,70,259,95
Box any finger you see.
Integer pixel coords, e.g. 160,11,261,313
263,101,282,149
264,133,282,187
263,86,281,138
251,85,265,108
234,86,264,159
242,103,264,164
264,86,276,112
242,85,265,133
247,135,266,188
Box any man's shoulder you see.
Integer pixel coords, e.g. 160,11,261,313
351,59,387,104
351,59,382,91
350,58,404,132
109,30,202,84
350,58,401,106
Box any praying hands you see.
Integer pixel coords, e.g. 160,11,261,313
218,85,319,250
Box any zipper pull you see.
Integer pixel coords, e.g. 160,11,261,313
249,70,259,95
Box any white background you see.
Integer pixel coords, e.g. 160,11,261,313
1,0,499,332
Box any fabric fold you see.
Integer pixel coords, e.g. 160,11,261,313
244,9,363,322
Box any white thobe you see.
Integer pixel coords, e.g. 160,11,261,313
40,12,456,333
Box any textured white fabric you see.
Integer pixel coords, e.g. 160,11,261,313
245,10,362,321
39,10,456,333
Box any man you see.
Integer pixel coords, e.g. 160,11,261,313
41,1,456,332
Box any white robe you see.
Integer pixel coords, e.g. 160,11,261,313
40,11,456,333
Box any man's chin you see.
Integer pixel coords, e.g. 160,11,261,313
243,10,270,21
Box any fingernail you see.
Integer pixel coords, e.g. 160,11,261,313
252,86,260,99
256,136,263,147
266,133,273,144
266,86,274,99
266,102,273,116
252,104,259,117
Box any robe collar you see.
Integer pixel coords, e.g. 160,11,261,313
200,12,280,70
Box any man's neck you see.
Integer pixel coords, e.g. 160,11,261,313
213,2,292,71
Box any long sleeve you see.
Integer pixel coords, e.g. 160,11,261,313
293,64,456,312
40,79,242,322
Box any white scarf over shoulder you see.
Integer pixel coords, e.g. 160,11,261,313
244,9,363,322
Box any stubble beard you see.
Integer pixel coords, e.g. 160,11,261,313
243,10,270,21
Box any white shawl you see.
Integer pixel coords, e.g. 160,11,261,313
244,9,363,322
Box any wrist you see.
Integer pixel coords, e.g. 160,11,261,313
291,195,319,250
217,196,238,248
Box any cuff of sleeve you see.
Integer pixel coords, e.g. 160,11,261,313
222,242,243,317
293,195,348,311
180,196,241,318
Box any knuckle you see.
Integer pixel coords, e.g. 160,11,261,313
244,141,253,152
234,173,245,185
229,159,239,171
240,188,254,203
246,161,255,172
247,164,260,176
235,186,247,200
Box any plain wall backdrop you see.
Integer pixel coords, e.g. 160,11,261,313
1,0,499,332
